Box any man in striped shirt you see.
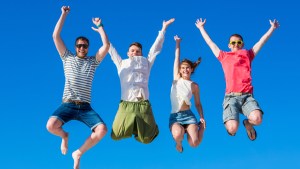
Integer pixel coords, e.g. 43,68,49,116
46,6,109,169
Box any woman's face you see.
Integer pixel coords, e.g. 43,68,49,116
180,62,193,79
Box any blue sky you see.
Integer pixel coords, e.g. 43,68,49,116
1,0,299,169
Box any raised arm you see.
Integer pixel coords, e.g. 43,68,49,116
91,18,110,62
252,19,280,56
108,43,122,71
148,18,175,66
161,18,175,32
195,18,220,58
192,83,206,128
53,6,69,56
173,35,181,80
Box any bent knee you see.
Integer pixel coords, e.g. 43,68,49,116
46,118,62,132
249,111,263,125
250,117,262,125
46,123,53,132
226,126,238,136
189,139,200,147
225,121,238,136
94,124,108,135
172,131,184,140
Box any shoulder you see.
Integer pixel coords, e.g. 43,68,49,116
87,56,98,62
191,81,199,87
191,82,199,92
217,50,227,60
62,50,75,60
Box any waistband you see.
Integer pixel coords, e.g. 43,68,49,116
63,99,89,105
225,92,251,96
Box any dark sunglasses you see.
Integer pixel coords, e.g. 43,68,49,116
229,40,243,45
76,44,89,49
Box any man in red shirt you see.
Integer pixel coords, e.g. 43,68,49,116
195,18,280,141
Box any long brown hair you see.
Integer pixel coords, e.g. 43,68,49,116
181,57,202,74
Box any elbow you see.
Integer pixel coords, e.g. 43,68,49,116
52,34,56,40
52,33,60,41
195,103,202,109
104,42,110,52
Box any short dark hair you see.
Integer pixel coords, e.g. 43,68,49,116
229,34,243,42
129,42,142,51
75,36,89,46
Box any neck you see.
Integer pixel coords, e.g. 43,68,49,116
182,76,191,80
77,55,86,59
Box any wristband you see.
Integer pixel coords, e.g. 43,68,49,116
97,23,103,28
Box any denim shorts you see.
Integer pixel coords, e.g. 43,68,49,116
50,102,105,130
169,109,198,128
222,93,263,123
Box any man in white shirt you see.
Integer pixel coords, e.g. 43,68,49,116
108,18,175,144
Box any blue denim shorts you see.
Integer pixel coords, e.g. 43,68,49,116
50,103,105,130
222,93,263,123
169,109,198,128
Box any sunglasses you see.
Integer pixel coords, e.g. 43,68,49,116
76,44,89,49
229,41,243,45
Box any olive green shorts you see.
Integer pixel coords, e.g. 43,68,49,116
111,100,159,144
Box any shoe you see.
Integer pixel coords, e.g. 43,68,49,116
243,119,257,141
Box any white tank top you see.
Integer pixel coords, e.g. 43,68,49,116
170,78,193,113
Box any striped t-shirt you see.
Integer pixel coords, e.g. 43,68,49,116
61,50,100,103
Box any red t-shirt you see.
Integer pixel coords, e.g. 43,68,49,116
218,49,255,94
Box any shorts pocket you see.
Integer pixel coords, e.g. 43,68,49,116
222,96,231,109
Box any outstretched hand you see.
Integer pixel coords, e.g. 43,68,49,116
161,18,175,32
91,17,103,32
195,18,206,29
163,18,175,27
270,19,280,29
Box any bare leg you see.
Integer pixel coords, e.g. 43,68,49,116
243,110,263,141
248,110,263,126
224,119,239,136
197,123,205,145
61,133,69,155
72,124,107,169
171,123,184,153
186,124,201,147
46,117,69,155
72,150,82,169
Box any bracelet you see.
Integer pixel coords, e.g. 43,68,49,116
97,23,104,28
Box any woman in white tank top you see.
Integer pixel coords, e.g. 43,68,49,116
169,35,206,153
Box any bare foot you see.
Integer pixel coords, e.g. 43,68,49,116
61,133,69,155
175,143,183,153
72,150,82,169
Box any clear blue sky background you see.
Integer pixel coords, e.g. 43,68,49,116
1,0,299,169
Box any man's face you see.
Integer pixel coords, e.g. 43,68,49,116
127,45,142,57
75,39,89,58
228,36,244,52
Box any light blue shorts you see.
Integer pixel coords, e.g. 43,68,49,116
222,93,263,123
169,109,198,128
